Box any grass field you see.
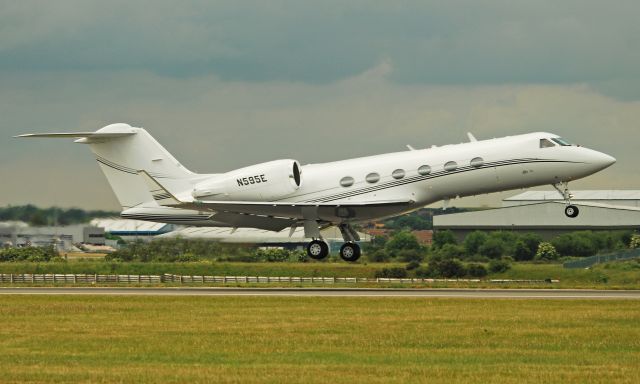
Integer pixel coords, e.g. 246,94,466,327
0,296,638,383
1,260,639,289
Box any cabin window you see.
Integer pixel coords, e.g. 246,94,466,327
340,176,354,187
540,139,555,148
470,157,484,168
392,169,405,179
417,165,431,176
444,161,458,171
365,172,380,184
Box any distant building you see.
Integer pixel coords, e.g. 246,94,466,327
502,190,640,208
412,230,433,245
434,190,640,240
0,221,105,251
365,228,390,239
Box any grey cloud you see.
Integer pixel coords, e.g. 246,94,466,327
1,1,639,98
1,2,638,209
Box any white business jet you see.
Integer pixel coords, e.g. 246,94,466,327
17,124,615,261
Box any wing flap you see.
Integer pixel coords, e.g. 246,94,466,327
178,199,413,221
210,211,295,232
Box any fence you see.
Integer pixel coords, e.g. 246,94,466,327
0,273,557,285
563,248,640,269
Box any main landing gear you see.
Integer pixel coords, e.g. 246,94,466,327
553,181,579,218
306,239,329,260
305,239,362,262
304,223,362,262
338,223,361,262
339,242,361,262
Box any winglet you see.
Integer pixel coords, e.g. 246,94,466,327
467,132,478,142
137,170,181,206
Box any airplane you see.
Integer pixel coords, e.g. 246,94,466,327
17,123,615,261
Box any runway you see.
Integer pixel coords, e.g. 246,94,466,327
1,287,640,299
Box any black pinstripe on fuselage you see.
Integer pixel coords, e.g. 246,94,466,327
275,158,580,204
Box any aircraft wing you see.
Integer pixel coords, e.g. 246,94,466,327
179,199,413,219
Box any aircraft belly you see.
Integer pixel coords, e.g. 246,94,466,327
316,202,417,222
210,212,294,231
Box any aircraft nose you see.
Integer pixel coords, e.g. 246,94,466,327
591,151,616,171
599,152,616,167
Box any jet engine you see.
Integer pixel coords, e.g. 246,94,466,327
192,159,302,201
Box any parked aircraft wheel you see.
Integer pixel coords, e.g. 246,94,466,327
564,205,579,218
340,242,361,262
307,240,329,260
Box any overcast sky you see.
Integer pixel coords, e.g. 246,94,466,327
1,1,639,210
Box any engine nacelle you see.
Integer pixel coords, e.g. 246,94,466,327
192,159,302,201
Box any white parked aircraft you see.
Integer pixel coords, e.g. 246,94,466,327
17,123,615,261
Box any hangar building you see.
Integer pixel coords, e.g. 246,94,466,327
433,190,640,240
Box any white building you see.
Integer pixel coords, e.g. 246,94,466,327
434,190,640,239
502,190,640,208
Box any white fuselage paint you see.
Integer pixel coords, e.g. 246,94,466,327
122,131,615,226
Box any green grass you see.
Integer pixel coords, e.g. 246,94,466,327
495,261,640,289
0,295,638,383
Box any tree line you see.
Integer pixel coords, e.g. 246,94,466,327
0,205,119,226
367,229,635,263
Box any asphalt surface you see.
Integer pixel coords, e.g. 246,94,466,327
1,287,640,299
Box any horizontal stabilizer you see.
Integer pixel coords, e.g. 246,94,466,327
15,132,136,139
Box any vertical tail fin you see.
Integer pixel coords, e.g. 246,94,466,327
18,123,201,209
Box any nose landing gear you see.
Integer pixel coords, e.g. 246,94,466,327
564,205,579,218
553,181,579,218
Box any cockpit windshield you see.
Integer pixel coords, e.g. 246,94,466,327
551,137,572,146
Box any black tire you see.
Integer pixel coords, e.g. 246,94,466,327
340,242,361,262
565,205,579,218
307,240,329,260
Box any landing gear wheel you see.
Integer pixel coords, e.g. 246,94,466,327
307,240,329,260
340,242,361,262
565,205,579,218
